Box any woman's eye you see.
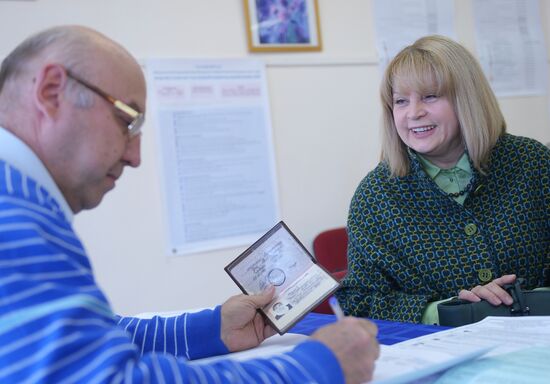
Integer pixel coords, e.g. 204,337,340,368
424,94,438,101
393,98,406,105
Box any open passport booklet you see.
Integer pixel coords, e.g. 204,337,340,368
225,221,340,334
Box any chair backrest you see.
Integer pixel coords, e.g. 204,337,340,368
312,227,348,273
312,227,348,314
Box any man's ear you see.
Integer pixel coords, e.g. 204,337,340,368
33,63,68,121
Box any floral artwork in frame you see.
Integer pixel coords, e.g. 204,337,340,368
244,0,322,52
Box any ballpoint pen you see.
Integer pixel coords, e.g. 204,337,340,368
328,296,345,320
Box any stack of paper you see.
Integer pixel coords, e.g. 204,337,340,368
374,316,550,383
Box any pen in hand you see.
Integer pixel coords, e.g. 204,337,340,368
328,296,345,320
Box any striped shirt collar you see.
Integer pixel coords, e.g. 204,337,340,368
0,126,73,222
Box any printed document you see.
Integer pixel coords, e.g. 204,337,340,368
146,58,279,256
388,316,550,383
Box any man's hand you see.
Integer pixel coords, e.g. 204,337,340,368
311,317,380,384
220,287,277,352
458,274,516,306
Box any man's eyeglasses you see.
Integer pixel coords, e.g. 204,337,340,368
65,69,144,137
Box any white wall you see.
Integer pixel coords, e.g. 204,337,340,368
1,0,549,315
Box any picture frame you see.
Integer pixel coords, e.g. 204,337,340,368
243,0,322,52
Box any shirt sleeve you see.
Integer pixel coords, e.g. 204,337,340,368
116,307,345,383
421,298,454,325
116,306,229,360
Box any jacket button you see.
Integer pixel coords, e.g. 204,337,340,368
464,223,477,236
478,269,492,282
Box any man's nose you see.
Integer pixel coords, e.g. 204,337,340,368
123,134,142,168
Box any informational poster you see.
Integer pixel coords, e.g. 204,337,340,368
373,0,456,69
473,0,548,97
147,59,280,256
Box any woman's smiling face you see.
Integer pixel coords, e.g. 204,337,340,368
392,83,464,169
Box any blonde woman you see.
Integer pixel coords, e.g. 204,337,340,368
336,35,550,323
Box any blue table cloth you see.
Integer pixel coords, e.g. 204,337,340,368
289,312,449,345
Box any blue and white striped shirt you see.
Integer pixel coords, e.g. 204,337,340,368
0,128,343,383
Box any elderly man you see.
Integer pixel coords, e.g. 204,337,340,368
0,26,379,383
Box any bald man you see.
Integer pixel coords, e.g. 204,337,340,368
0,26,379,383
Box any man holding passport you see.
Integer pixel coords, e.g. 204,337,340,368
0,25,379,383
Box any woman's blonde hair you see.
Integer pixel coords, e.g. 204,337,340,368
380,35,506,176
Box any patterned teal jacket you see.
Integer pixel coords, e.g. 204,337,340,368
336,134,550,323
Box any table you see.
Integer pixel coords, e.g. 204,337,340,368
289,312,450,345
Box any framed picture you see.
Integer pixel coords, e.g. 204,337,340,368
243,0,322,52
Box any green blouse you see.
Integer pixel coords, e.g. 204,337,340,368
417,152,473,205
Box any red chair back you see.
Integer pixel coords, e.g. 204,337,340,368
311,227,348,314
313,227,348,272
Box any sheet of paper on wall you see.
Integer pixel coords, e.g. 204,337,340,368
146,58,279,256
473,0,548,97
225,221,340,334
372,0,456,70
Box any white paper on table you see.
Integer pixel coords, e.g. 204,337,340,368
187,333,309,365
188,331,489,384
179,316,550,383
391,316,550,383
434,346,550,384
395,316,550,358
371,344,491,384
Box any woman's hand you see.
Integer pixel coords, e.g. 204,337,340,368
458,274,516,306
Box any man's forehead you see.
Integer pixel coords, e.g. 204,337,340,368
96,59,146,108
